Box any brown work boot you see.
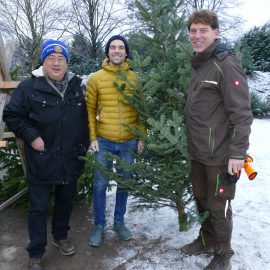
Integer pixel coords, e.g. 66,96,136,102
204,253,232,270
181,237,214,255
28,258,42,270
52,238,75,255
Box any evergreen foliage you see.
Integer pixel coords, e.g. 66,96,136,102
250,92,270,116
76,152,94,205
236,24,270,72
0,68,28,209
69,33,103,75
0,138,28,208
234,43,254,75
105,0,196,231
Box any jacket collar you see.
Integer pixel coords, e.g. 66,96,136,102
32,66,75,81
191,40,219,69
102,58,131,72
31,66,77,96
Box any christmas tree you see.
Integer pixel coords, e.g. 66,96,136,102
108,0,196,231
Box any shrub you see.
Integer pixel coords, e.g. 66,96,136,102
250,92,270,116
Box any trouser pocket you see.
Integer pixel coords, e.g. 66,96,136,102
215,172,236,200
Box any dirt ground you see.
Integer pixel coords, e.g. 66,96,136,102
0,202,177,270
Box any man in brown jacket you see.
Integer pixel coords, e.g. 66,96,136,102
181,10,253,270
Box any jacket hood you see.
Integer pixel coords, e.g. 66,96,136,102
32,66,75,81
191,40,231,69
213,43,232,55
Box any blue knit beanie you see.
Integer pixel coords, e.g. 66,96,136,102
41,39,70,63
105,35,130,59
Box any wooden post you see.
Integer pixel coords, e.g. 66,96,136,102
0,33,27,211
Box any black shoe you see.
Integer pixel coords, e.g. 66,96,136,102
52,238,75,255
28,258,42,270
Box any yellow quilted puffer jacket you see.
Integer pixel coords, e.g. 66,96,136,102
85,58,139,142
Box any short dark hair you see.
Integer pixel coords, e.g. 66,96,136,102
187,10,219,31
105,35,130,59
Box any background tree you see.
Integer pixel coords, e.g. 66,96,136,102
69,0,128,74
234,42,254,75
126,0,245,43
235,24,270,72
68,32,103,75
184,0,244,42
0,0,69,76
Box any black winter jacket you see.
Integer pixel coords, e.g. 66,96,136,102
3,69,89,185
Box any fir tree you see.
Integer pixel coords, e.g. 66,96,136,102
236,24,270,72
108,0,195,231
68,32,103,75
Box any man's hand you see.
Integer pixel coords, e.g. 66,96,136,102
137,140,145,154
228,158,244,175
91,140,99,152
31,137,45,151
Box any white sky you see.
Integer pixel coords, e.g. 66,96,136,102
240,0,270,31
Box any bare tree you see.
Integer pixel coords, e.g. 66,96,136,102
185,0,225,10
0,0,70,75
184,0,245,42
70,0,128,60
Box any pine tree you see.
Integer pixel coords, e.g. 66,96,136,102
235,24,270,72
109,0,195,231
68,32,103,75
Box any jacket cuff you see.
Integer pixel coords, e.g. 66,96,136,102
23,128,41,145
229,153,246,160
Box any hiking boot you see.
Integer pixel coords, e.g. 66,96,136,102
28,258,42,270
204,253,232,270
52,238,75,255
181,238,214,256
113,222,132,240
89,225,104,247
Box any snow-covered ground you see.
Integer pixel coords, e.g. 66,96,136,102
248,71,270,101
103,118,270,270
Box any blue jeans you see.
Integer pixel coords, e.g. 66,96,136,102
93,137,137,226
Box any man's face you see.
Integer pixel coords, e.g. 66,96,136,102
189,23,219,53
108,39,127,66
43,53,68,81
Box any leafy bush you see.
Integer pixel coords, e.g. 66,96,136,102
250,92,270,116
76,152,94,205
235,24,270,72
0,138,28,209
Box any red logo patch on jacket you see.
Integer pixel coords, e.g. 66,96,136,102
234,80,240,87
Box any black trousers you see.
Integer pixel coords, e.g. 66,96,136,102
191,160,235,256
26,181,77,258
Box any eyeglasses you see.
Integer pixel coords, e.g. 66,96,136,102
109,45,126,51
45,56,66,64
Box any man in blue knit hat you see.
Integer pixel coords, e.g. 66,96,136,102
3,39,89,270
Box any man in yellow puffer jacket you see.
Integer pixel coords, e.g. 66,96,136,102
85,35,144,247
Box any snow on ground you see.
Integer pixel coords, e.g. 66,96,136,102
248,71,270,101
102,118,270,270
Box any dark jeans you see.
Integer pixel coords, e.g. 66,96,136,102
93,137,137,226
26,181,77,258
191,160,235,255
